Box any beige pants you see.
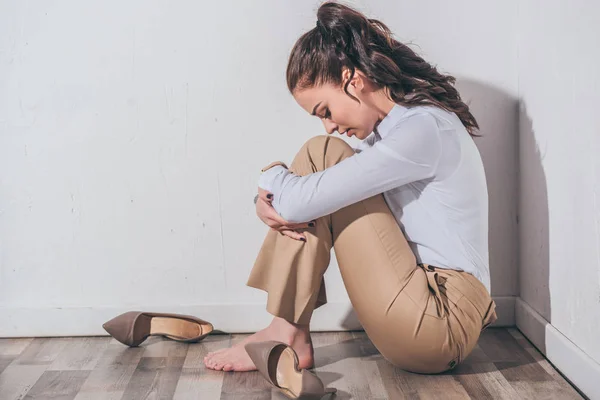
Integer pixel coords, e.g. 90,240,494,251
248,135,498,374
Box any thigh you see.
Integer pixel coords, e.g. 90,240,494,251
331,192,418,322
287,135,419,319
329,193,454,372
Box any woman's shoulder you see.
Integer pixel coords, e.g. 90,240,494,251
398,105,460,131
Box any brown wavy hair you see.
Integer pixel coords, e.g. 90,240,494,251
286,1,480,136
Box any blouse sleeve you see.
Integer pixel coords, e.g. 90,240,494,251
257,112,442,223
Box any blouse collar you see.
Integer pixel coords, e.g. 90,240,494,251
374,103,410,138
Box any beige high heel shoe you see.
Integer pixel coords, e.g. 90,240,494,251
245,341,337,399
102,311,213,347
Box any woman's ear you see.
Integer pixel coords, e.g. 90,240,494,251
342,68,364,93
341,68,352,86
350,69,366,92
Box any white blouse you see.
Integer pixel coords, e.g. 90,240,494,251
258,103,491,293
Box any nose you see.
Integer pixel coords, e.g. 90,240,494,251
322,119,339,135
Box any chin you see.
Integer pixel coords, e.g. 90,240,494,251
355,131,368,140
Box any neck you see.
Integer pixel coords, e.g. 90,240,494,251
370,88,397,126
372,88,396,121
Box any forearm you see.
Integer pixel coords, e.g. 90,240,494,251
257,143,432,223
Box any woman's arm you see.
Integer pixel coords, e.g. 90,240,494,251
258,112,442,223
351,131,379,153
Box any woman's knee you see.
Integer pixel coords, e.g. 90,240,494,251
290,135,355,174
305,134,353,151
304,135,355,160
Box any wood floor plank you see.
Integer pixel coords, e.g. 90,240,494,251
506,327,534,348
14,338,69,366
140,337,189,359
507,328,568,378
118,337,188,399
404,370,471,399
49,337,111,371
219,371,274,400
0,364,48,400
312,331,374,399
453,362,521,399
120,355,186,400
376,358,420,399
173,368,225,400
478,329,534,363
460,342,491,364
173,334,230,399
23,370,90,400
0,338,34,356
73,343,145,400
357,360,388,400
349,331,387,399
505,328,583,399
219,334,273,400
483,330,555,391
509,380,583,400
494,360,553,382
1,338,70,399
0,355,15,376
448,340,516,399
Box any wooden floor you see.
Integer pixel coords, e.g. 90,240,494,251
0,328,583,400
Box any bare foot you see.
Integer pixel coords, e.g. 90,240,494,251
203,316,314,372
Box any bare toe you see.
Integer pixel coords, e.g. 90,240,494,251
203,355,212,367
205,358,217,370
214,360,225,370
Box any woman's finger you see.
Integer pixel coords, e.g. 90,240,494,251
265,217,285,230
257,187,273,203
281,230,307,241
264,208,291,228
268,219,315,231
259,192,317,230
279,222,314,231
265,213,316,231
266,208,317,229
270,227,285,236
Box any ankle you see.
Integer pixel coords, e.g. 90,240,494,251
267,317,310,344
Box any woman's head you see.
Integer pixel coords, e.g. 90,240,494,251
287,1,480,138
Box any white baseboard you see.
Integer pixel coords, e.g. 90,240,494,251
0,295,514,338
516,297,600,400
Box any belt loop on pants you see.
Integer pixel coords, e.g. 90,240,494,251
418,263,448,319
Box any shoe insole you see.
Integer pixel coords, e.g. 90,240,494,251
273,347,303,398
149,317,205,339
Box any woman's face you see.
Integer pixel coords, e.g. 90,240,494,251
292,69,393,140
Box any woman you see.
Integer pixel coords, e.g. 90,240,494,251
204,1,497,374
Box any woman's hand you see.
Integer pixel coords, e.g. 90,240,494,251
256,187,315,241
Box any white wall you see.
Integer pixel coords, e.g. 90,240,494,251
0,0,518,336
517,0,600,397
